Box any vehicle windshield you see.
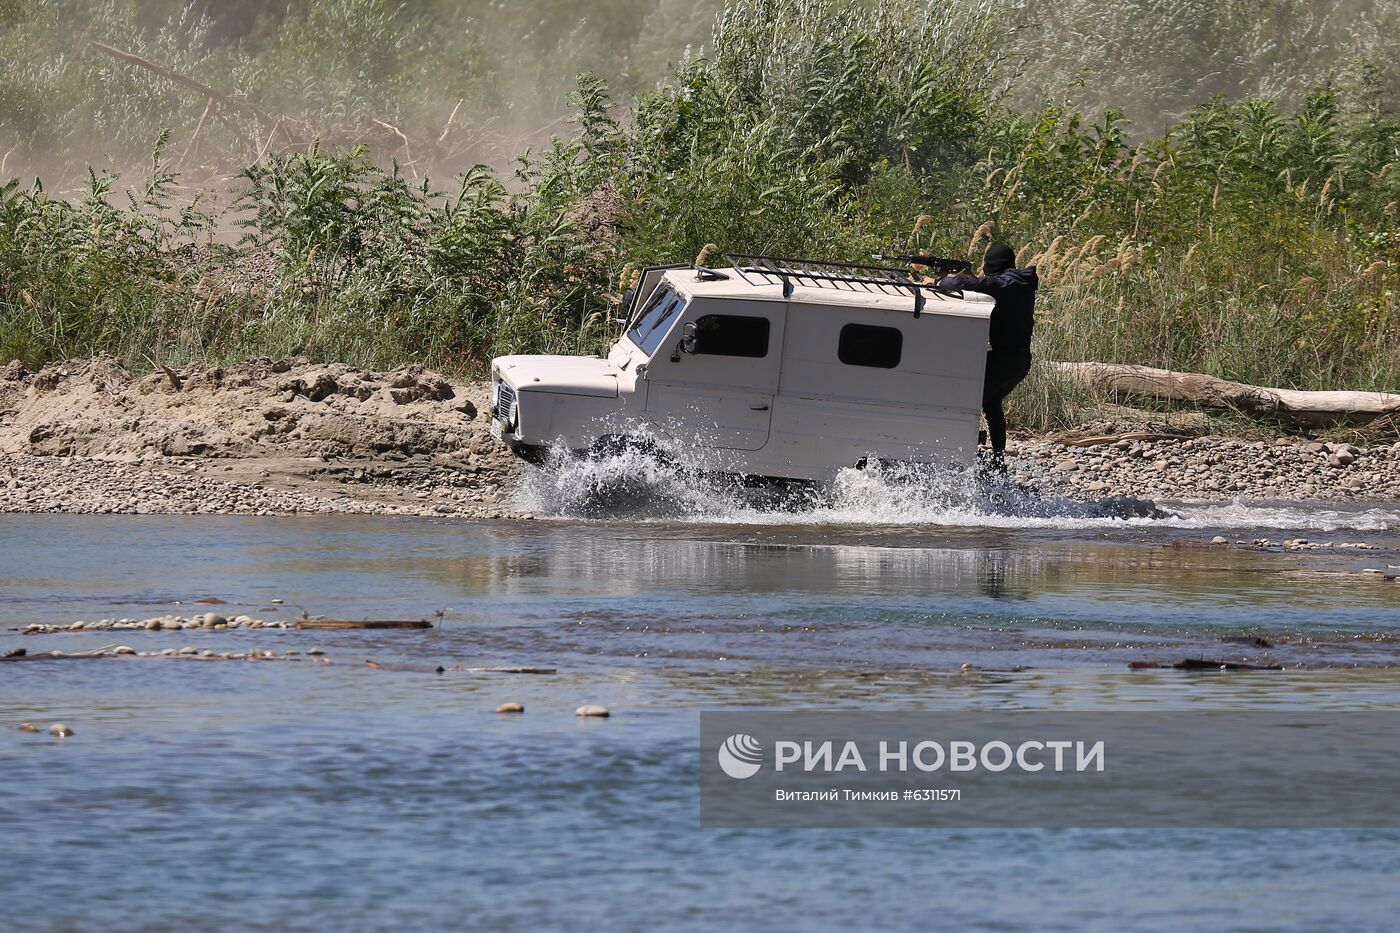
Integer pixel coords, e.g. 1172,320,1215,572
626,285,687,355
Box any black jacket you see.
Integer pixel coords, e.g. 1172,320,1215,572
938,266,1038,355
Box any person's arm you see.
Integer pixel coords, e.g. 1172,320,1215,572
937,273,1004,295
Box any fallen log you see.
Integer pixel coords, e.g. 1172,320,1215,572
0,651,107,662
1129,658,1283,671
297,619,433,630
1049,361,1400,428
1060,431,1190,448
468,666,559,675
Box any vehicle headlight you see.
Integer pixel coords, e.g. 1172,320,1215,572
490,380,500,416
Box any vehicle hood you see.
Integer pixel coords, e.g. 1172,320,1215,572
493,355,619,399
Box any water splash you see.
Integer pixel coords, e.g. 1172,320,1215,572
514,444,1400,532
512,446,1280,528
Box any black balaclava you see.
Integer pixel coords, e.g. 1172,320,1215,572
983,243,1016,275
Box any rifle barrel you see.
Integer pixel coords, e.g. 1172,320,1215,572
874,253,972,272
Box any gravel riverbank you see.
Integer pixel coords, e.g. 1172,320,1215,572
2,357,1399,515
1009,432,1400,503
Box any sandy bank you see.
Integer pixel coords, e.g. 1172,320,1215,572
0,356,515,518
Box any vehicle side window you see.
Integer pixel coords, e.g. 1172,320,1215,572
838,323,902,368
691,314,770,358
627,286,687,354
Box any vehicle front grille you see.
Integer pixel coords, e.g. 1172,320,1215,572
496,382,516,425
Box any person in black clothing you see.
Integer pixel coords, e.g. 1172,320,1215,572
938,242,1037,467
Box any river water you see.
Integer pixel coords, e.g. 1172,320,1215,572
4,476,1400,930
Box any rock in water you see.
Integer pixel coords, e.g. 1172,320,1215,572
495,702,525,714
17,723,39,732
575,705,610,718
49,723,74,737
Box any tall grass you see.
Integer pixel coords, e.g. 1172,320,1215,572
2,0,1398,436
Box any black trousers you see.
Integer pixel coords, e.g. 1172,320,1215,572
982,350,1032,452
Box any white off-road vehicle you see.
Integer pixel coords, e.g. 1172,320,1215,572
488,254,994,482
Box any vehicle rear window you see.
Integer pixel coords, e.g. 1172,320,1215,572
692,314,770,358
627,285,687,354
838,323,902,368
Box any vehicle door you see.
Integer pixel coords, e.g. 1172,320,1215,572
644,300,785,451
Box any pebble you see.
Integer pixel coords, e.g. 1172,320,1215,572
575,705,610,718
113,645,135,655
1211,536,1228,545
495,702,526,714
49,723,74,737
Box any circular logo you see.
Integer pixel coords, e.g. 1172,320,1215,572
717,733,763,779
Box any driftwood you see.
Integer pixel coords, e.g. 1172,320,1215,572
1129,659,1283,671
1060,431,1190,448
1,651,107,662
468,666,558,675
1049,361,1400,428
297,619,433,630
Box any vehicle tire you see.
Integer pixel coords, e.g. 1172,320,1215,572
588,435,669,463
509,442,551,465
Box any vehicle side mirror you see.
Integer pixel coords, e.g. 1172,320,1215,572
681,321,698,354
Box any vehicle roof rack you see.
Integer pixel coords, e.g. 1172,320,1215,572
724,253,959,319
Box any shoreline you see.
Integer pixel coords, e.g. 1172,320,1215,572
2,357,1400,518
0,451,517,519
